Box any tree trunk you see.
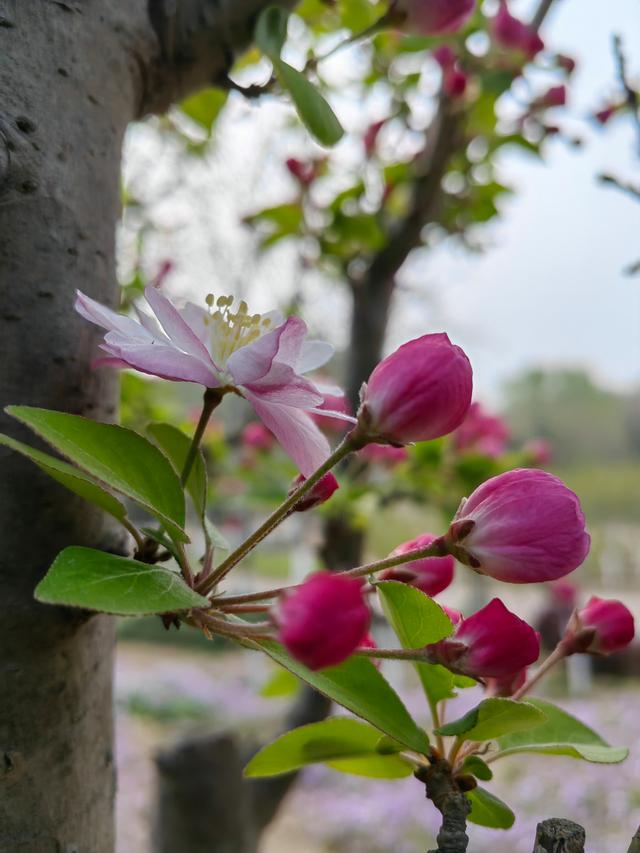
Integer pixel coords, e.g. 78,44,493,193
1,1,295,849
0,3,147,849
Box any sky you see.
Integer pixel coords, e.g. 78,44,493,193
123,0,640,404
396,0,640,401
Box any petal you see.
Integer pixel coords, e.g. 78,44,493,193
103,341,220,386
75,290,151,339
243,366,324,408
297,340,334,373
244,392,330,477
180,302,210,346
307,406,357,424
134,306,169,341
227,316,308,386
144,286,215,367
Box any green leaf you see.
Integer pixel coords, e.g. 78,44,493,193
35,547,209,615
377,580,457,706
147,423,207,519
7,407,187,542
257,641,429,754
377,581,454,648
255,5,289,57
436,698,546,742
260,666,301,698
204,517,230,551
466,787,515,829
495,698,629,764
179,88,228,132
0,434,126,523
274,59,344,146
326,753,413,779
461,755,493,781
245,718,413,779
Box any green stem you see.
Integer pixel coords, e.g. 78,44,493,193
314,17,389,64
181,387,223,487
199,433,361,593
209,539,447,605
122,517,144,551
429,698,445,754
511,643,568,701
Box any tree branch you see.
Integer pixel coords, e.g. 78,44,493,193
142,0,297,115
613,34,640,153
346,97,462,407
416,757,471,853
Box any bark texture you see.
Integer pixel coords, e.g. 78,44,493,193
0,3,149,849
1,1,291,849
533,818,585,853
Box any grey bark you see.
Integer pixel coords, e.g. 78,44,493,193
0,1,290,850
533,818,585,853
0,3,147,849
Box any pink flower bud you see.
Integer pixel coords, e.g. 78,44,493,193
396,0,476,35
523,438,552,465
448,469,590,583
549,579,578,607
359,443,409,466
241,421,274,451
443,68,468,98
363,119,386,156
485,667,527,697
454,402,509,457
563,596,635,656
289,472,339,512
380,533,454,596
594,105,617,125
274,572,370,670
286,157,318,186
426,599,540,678
492,2,544,59
557,54,576,74
433,45,457,69
538,85,567,108
358,333,473,445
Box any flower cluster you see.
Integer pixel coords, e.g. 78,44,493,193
73,286,612,680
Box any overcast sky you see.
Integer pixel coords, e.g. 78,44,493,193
394,0,640,402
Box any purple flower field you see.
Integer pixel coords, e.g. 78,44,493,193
115,642,639,852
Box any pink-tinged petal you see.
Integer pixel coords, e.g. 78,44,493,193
244,391,330,476
75,290,150,339
133,306,169,341
297,340,334,373
144,285,215,367
180,302,210,346
92,356,133,370
307,406,358,425
244,367,324,408
103,341,220,386
227,316,308,386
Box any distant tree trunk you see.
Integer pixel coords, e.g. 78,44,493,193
0,2,294,849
